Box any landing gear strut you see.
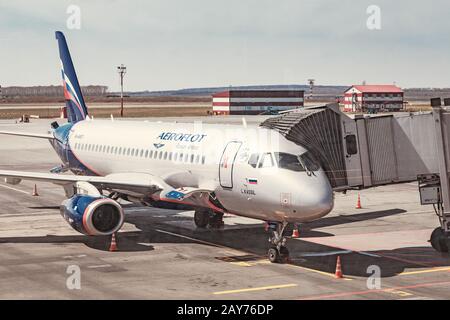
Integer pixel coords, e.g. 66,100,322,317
267,222,290,263
418,174,450,254
194,208,224,229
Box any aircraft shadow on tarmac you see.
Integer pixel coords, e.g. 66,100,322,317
2,206,448,278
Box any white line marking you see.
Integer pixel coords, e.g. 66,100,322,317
358,251,381,258
87,264,112,269
0,183,30,195
298,250,351,257
137,242,153,247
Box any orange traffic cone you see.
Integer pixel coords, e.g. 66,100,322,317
292,227,300,238
355,193,362,209
32,184,39,196
109,233,118,252
335,256,343,278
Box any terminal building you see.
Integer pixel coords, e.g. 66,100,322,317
212,90,304,115
342,85,404,112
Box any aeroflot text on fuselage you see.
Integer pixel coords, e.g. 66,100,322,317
157,132,207,143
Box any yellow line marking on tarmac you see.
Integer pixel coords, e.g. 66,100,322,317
155,229,236,251
213,284,298,295
384,289,413,297
230,259,270,267
0,183,30,195
399,266,450,276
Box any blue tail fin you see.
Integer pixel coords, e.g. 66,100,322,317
55,31,88,123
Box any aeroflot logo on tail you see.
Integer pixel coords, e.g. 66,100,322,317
157,132,207,143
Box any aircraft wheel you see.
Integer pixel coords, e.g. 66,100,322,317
208,212,224,229
279,246,290,263
430,227,449,253
194,209,210,228
268,247,280,263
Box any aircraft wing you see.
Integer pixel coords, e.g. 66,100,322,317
0,170,215,205
0,130,54,140
0,170,167,195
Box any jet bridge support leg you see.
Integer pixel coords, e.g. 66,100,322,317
429,106,450,254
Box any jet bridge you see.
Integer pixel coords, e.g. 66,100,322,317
260,100,450,253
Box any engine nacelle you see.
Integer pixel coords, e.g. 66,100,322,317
60,195,124,236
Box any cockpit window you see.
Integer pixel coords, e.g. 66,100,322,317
274,151,321,173
298,151,320,172
248,153,260,168
258,153,274,168
274,152,305,172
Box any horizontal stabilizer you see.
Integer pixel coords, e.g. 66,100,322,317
0,131,54,140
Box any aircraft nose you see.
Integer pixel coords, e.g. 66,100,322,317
299,182,334,220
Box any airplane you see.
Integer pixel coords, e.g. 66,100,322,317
0,31,334,263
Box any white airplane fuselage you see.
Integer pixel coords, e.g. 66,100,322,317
64,119,334,223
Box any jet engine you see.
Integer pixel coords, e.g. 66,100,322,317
60,195,124,236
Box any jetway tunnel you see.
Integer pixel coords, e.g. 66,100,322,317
260,101,450,253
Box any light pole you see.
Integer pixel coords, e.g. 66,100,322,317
117,64,127,117
307,79,315,100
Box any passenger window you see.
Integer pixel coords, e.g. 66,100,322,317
345,134,358,155
159,152,163,160
248,153,260,168
202,155,206,165
195,154,200,164
145,150,148,158
164,152,168,160
179,153,183,162
258,153,274,168
149,150,153,158
127,148,131,156
154,151,158,159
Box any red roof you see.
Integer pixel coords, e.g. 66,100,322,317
349,85,403,93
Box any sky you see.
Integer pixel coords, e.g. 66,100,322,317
1,0,450,92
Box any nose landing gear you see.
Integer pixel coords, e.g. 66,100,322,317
267,221,290,263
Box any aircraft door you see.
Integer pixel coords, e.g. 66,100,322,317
219,141,242,188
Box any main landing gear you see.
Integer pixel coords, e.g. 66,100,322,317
194,208,224,229
267,222,290,263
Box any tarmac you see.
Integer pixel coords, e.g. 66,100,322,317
0,117,449,299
